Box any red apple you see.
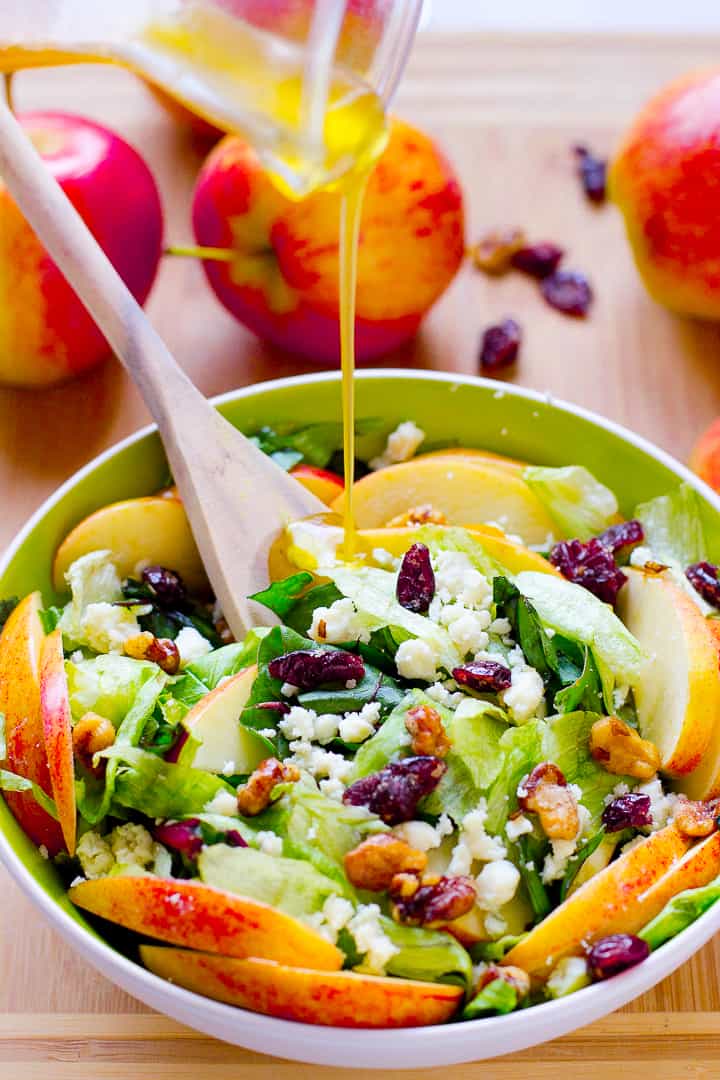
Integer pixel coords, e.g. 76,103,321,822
0,112,163,387
39,628,76,855
291,464,344,505
190,117,465,362
610,70,720,319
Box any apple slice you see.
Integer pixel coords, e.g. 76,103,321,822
636,829,720,915
52,496,208,595
291,464,344,505
179,666,269,774
415,447,527,476
617,568,720,779
39,628,76,855
331,458,557,545
140,947,463,1027
0,593,63,853
503,825,689,979
69,877,343,970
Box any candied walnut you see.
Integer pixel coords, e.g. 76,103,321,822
517,762,579,840
124,631,180,675
236,757,300,816
386,505,448,528
479,963,530,1000
389,873,476,927
673,796,720,838
405,704,451,758
72,712,115,774
470,227,526,274
344,834,427,892
589,717,661,781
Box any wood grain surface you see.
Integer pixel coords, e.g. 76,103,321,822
3,29,720,1077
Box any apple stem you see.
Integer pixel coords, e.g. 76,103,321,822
3,73,15,114
164,243,235,263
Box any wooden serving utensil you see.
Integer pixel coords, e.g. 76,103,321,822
0,100,326,636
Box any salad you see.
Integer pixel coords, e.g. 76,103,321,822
2,419,720,1029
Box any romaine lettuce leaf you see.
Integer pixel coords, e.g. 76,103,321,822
102,744,232,817
485,720,547,833
382,917,473,990
187,630,269,688
422,698,508,822
515,571,644,691
634,483,707,567
198,842,343,917
350,693,415,779
639,875,720,951
462,977,518,1018
523,465,618,540
414,524,499,581
544,710,632,821
66,654,161,727
282,774,386,873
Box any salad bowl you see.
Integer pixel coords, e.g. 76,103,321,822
2,369,720,1069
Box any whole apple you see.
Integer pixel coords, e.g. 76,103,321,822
0,112,163,387
190,117,465,362
610,70,720,319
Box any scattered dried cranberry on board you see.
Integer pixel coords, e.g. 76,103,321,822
510,243,564,279
396,543,435,614
587,934,649,980
550,538,627,604
541,270,593,317
686,561,720,608
479,318,522,373
574,145,607,204
342,756,447,824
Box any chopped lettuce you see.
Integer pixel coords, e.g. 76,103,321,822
639,876,720,951
187,630,269,688
0,768,58,821
350,691,420,779
282,774,386,870
423,698,507,822
198,842,343,918
524,465,618,540
485,720,546,833
634,483,707,567
515,571,644,695
250,573,315,619
382,917,473,990
57,550,129,648
462,978,518,1018
414,524,499,581
545,711,631,821
102,745,233,817
66,654,163,727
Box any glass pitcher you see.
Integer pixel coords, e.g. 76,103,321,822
0,0,423,195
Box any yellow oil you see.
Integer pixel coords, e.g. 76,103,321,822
0,2,389,549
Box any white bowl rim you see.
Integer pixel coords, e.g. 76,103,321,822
2,368,720,1069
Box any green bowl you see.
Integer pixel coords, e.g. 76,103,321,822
1,370,719,1067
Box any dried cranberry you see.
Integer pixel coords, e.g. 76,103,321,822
164,728,189,764
550,538,627,604
574,145,607,204
153,818,203,859
225,829,248,848
268,649,365,690
396,543,435,613
452,660,512,693
256,700,291,715
142,565,187,607
598,520,645,558
686,562,720,609
510,243,564,279
342,756,447,825
541,270,593,317
479,318,522,373
587,934,649,980
601,792,652,832
390,874,476,926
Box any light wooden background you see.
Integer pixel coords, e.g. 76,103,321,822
3,31,720,1077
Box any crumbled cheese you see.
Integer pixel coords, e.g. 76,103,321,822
204,789,240,816
475,859,521,912
546,956,591,998
371,548,400,570
541,837,577,884
629,545,655,568
110,822,162,870
484,912,508,937
281,682,300,698
433,551,492,609
175,626,212,666
279,706,317,742
369,421,425,470
635,777,677,831
505,814,534,841
256,831,283,857
80,602,142,654
258,727,278,739
449,801,507,874
314,713,340,745
348,903,399,974
345,679,357,689
612,684,630,711
76,831,115,880
488,617,512,636
445,608,491,656
426,681,465,708
501,665,545,725
393,815,453,852
319,777,346,801
339,702,381,743
395,638,438,681
286,740,353,790
38,844,49,861
221,760,236,776
309,598,371,644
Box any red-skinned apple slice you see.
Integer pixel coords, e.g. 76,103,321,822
179,666,269,774
291,464,344,505
0,592,63,853
69,877,343,970
140,947,463,1027
39,628,76,855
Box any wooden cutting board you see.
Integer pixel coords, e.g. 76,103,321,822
3,29,720,1078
